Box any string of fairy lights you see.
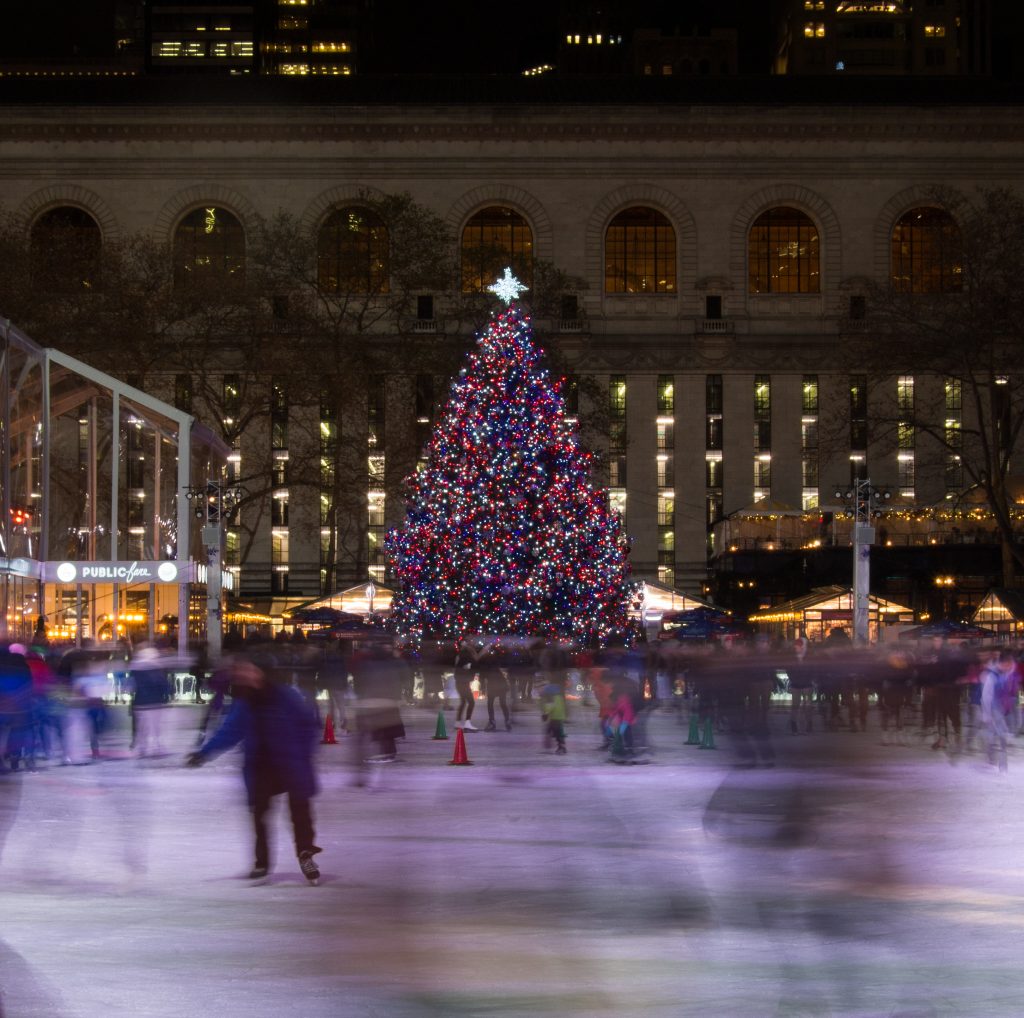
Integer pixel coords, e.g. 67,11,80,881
386,281,631,645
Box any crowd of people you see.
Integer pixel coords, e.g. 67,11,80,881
3,627,1023,770
3,626,1024,882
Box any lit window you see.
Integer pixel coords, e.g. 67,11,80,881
897,375,914,418
318,206,389,294
837,2,903,11
657,375,674,415
945,376,962,413
184,42,205,58
802,375,819,414
706,493,722,527
749,207,819,294
945,375,963,490
605,207,676,294
802,371,819,498
923,24,946,37
461,206,533,293
30,206,101,293
173,206,245,292
657,494,674,528
272,529,289,564
706,455,723,489
804,22,826,37
754,454,771,491
891,207,961,293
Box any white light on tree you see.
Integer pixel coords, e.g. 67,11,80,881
487,267,528,305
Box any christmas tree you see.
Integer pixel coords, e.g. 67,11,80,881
386,270,632,645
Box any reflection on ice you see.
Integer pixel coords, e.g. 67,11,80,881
1,640,1023,1016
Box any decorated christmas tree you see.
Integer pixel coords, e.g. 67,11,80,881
386,270,632,644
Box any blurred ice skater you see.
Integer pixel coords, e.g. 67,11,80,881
980,648,1019,773
349,641,407,784
187,657,323,884
129,645,172,758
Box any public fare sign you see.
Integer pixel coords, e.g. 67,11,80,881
43,560,184,585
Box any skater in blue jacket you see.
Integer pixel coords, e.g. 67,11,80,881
187,656,323,884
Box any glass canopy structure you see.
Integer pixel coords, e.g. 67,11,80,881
0,317,226,652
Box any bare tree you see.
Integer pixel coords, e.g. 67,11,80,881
245,194,470,591
0,197,605,597
845,186,1024,585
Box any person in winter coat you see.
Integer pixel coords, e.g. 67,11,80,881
186,656,323,884
349,641,408,778
480,645,511,732
539,675,568,754
981,649,1020,773
130,645,172,758
0,645,34,772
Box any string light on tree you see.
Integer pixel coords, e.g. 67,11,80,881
386,274,631,645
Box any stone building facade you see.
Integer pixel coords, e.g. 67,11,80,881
1,78,1020,615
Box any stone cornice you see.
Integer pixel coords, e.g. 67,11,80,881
578,337,837,372
0,106,1022,144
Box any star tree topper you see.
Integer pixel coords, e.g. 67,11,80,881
488,267,528,304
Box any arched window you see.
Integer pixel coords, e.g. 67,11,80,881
748,207,820,294
30,207,101,292
461,206,533,293
173,206,244,292
317,206,389,294
891,207,961,293
605,207,676,294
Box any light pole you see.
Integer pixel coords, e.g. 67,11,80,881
185,481,244,663
834,479,891,646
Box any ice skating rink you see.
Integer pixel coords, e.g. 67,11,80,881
2,701,1024,1018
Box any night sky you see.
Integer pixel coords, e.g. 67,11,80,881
2,0,1022,80
368,1,776,75
0,0,777,74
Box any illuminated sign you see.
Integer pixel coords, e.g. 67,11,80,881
44,560,186,584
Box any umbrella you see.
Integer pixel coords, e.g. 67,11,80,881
898,619,996,640
659,608,745,642
331,616,374,633
662,607,733,625
289,607,363,625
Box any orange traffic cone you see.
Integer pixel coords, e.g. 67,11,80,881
448,727,472,766
321,714,338,745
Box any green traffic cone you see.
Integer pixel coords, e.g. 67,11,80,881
432,710,449,740
685,713,701,745
699,717,716,750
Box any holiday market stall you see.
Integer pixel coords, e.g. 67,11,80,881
748,585,913,644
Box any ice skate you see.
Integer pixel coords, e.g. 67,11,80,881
299,848,322,885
